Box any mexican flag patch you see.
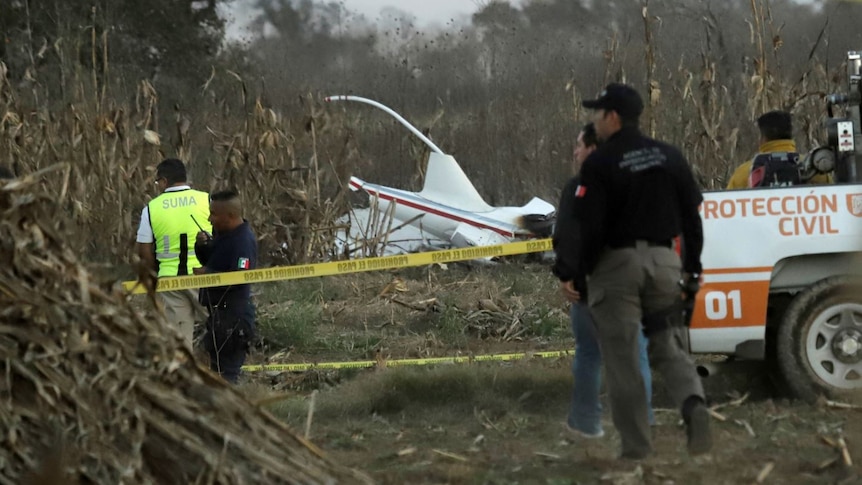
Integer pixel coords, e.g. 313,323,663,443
238,257,251,269
575,185,587,197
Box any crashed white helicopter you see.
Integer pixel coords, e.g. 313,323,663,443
326,95,556,255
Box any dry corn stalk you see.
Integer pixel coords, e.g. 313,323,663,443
0,172,373,484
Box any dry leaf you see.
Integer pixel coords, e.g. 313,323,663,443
478,298,503,312
431,449,467,462
772,35,783,50
397,447,417,457
755,462,774,483
649,80,661,105
379,277,409,297
286,188,307,202
534,451,560,460
143,130,161,146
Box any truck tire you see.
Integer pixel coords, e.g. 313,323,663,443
776,276,862,402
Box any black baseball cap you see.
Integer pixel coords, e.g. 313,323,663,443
582,83,644,118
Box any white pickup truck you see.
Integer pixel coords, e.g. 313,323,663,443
691,49,862,401
693,185,862,401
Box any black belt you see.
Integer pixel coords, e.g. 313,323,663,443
610,239,673,249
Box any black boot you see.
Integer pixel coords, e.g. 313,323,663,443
682,396,712,455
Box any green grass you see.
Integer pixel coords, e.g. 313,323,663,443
254,277,356,351
256,301,321,351
314,333,384,355
265,363,572,424
528,304,569,338
250,263,571,364
434,305,469,347
258,278,351,305
494,263,554,297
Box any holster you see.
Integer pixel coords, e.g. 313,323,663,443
204,305,256,354
642,298,695,337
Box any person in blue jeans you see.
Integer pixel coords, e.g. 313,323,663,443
568,302,654,437
553,123,654,438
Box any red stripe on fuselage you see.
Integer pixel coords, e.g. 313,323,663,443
350,180,515,237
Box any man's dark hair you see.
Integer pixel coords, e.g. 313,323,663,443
210,189,239,202
0,165,14,179
155,158,187,185
211,189,243,217
581,123,598,148
619,114,641,128
757,111,793,141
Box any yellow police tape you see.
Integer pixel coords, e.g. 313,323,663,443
242,349,574,372
123,238,553,294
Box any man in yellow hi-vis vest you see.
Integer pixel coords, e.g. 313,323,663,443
135,159,212,347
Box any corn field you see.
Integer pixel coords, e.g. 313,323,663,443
0,0,856,273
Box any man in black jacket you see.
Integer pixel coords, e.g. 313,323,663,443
553,123,654,439
194,190,257,383
570,83,711,459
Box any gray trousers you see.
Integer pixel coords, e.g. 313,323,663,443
159,289,206,348
587,242,705,457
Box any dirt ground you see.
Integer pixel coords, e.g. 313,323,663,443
245,261,862,484
249,362,859,485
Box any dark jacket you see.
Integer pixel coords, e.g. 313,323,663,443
195,220,258,310
552,175,588,296
572,126,703,275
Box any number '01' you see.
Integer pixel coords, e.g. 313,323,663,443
704,290,742,320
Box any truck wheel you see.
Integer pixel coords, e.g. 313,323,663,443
776,276,862,402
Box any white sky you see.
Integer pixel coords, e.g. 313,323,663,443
225,0,519,39
340,0,480,26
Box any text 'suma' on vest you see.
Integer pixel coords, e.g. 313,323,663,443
162,196,199,209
